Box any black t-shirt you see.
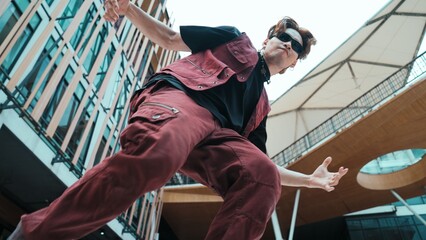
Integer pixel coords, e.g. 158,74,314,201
145,26,270,152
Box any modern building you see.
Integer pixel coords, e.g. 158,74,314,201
0,0,179,239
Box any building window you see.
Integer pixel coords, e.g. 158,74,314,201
64,90,98,172
136,42,152,81
16,35,61,104
69,3,97,49
39,66,74,130
76,110,99,172
45,0,55,6
83,23,108,73
77,14,101,58
112,76,131,123
109,129,118,156
113,109,128,155
56,0,84,32
126,28,139,56
0,11,41,83
94,44,116,91
417,225,426,239
347,215,426,240
67,92,98,173
54,82,85,145
118,20,131,44
103,53,126,112
27,51,64,113
149,0,160,18
132,198,143,228
0,0,30,45
94,126,111,165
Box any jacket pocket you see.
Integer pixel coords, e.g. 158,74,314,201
129,102,179,124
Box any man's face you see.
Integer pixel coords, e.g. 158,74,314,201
263,28,303,75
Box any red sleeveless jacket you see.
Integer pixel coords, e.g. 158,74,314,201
155,33,271,137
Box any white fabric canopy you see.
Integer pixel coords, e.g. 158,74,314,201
267,0,426,156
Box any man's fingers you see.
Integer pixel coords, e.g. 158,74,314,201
105,12,118,22
104,0,119,22
325,184,335,192
339,166,349,176
322,156,332,168
328,167,348,187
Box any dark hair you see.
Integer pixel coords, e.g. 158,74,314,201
267,16,316,60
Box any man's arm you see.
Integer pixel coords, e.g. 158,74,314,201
247,120,348,192
276,157,348,192
104,0,190,52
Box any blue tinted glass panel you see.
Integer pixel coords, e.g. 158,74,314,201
70,3,97,49
40,66,74,129
1,12,41,77
83,24,108,73
67,93,96,156
378,218,397,228
399,226,417,239
57,0,84,31
381,228,401,240
0,3,19,44
55,83,85,145
45,0,54,6
363,229,382,239
16,36,61,103
78,15,101,58
28,51,64,112
416,225,426,240
361,219,379,229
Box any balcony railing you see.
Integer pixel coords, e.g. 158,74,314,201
271,51,426,167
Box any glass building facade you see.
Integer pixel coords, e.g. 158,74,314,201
293,195,426,240
0,0,179,239
347,213,426,240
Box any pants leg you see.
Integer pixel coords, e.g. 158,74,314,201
180,128,282,240
19,85,218,240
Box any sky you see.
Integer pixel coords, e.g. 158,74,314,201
165,0,391,100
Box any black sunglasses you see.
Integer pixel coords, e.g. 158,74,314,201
275,32,303,55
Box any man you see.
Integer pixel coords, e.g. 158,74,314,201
8,0,348,239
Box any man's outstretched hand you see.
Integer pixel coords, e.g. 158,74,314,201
308,157,348,192
104,0,130,23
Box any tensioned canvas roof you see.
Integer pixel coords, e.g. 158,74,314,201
266,0,426,156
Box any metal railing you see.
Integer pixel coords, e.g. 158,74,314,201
271,51,426,167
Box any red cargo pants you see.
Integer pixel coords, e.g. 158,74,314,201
19,83,281,240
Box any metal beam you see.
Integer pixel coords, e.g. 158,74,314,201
288,189,301,240
271,209,283,240
390,189,426,227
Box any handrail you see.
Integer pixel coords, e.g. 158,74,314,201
271,51,426,167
